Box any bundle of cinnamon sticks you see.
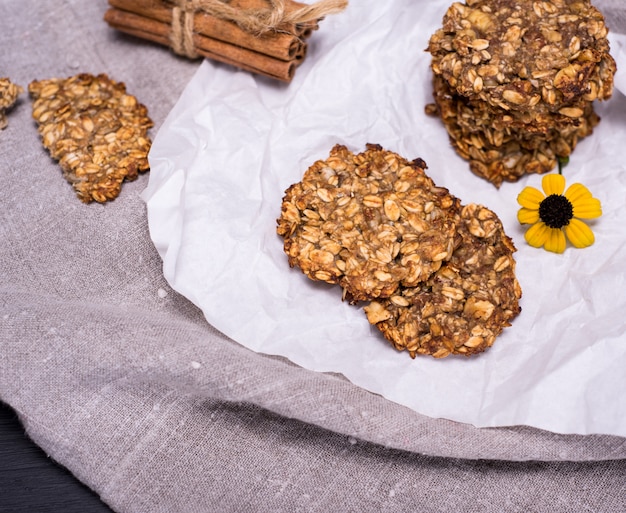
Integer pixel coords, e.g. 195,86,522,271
104,0,348,82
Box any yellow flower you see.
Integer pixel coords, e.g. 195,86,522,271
517,174,602,253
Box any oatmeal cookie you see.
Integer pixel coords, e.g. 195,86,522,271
428,0,616,112
29,73,153,203
0,77,23,130
277,144,462,302
426,0,615,186
364,203,522,358
429,74,599,185
431,74,599,137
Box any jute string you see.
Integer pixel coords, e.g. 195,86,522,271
169,0,348,58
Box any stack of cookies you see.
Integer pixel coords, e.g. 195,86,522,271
426,0,616,187
277,144,522,358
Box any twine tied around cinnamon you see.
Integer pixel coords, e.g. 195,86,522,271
169,0,348,58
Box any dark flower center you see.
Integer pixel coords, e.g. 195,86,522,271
539,194,574,229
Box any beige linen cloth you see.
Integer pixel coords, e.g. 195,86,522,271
1,1,625,512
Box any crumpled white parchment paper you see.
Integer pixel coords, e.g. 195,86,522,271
143,0,626,437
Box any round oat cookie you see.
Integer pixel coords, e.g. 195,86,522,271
429,75,599,186
431,74,598,138
428,0,616,112
364,203,522,358
276,144,462,302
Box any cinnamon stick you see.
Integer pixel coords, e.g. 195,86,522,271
104,7,299,81
108,0,306,61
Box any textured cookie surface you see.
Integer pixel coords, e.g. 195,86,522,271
277,144,462,302
429,74,599,186
364,203,522,358
29,73,153,203
428,0,616,112
0,77,23,130
426,0,614,186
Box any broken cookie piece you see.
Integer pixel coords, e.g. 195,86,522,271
29,73,153,203
0,77,23,130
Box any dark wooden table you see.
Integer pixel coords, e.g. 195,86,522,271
0,401,114,513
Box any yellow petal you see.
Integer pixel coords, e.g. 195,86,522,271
572,197,602,219
517,207,540,225
525,222,550,248
544,228,567,254
517,186,545,209
564,218,595,248
564,183,592,204
542,173,566,196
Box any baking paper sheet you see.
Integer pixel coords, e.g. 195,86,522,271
143,0,626,437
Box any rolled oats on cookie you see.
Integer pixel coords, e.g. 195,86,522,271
428,0,615,111
29,73,153,203
364,203,522,358
277,145,522,358
426,0,616,186
0,77,23,130
277,144,462,302
430,74,600,186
